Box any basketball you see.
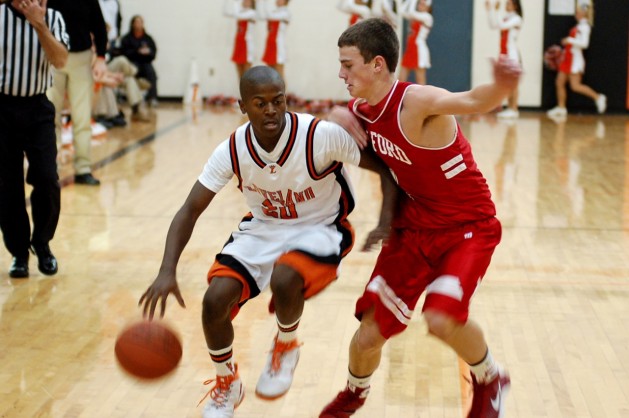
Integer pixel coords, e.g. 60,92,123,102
115,320,182,379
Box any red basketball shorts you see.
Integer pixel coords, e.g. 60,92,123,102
355,217,502,339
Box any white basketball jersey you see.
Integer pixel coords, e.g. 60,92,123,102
199,112,360,227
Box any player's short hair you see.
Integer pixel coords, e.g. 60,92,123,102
338,18,399,73
240,66,285,100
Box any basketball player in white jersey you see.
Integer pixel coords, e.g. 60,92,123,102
139,66,397,418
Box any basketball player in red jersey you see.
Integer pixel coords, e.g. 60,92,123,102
139,66,397,418
261,0,290,79
319,18,521,418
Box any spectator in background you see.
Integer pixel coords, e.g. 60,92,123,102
486,0,523,119
337,0,372,27
399,0,433,85
93,55,151,125
260,0,291,80
0,0,68,278
546,1,606,120
120,15,159,107
47,0,108,186
223,0,259,80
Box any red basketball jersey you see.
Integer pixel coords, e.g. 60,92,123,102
349,81,496,229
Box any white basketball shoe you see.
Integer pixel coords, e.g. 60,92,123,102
255,335,301,399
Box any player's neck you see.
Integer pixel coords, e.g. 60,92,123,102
365,75,396,106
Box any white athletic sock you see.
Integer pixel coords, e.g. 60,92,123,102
277,318,300,343
209,346,236,376
348,369,372,390
468,349,498,384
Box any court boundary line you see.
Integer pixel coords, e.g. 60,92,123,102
58,116,189,188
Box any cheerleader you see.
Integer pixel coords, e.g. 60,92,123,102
486,0,523,119
223,0,259,79
337,0,373,27
260,0,291,80
547,2,606,119
399,0,432,85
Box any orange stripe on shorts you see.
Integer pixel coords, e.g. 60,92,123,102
207,261,251,304
276,251,338,299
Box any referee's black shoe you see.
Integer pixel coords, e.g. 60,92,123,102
30,244,58,276
9,256,29,278
75,173,101,185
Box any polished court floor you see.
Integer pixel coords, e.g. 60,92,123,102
1,104,628,418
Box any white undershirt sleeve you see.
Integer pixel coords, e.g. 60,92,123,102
312,120,362,172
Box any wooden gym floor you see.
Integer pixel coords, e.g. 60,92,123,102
1,104,628,418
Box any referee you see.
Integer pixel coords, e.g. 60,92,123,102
0,0,68,278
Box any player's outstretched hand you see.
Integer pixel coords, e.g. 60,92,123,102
493,55,522,92
362,225,391,252
139,273,186,320
328,105,368,149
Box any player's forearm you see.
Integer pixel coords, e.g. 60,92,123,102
377,174,398,229
158,211,197,274
468,83,512,113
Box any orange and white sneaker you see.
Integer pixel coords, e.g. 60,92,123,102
199,365,244,418
255,335,301,399
467,368,511,418
319,383,370,417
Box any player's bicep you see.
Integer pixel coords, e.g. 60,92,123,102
182,181,216,218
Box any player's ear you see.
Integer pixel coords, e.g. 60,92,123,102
238,99,246,115
373,55,387,74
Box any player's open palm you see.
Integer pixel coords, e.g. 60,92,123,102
139,273,186,320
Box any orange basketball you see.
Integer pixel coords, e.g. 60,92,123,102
115,320,182,379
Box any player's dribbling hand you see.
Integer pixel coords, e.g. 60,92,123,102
139,274,186,320
328,105,368,149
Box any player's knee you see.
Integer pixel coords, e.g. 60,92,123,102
568,80,581,90
270,265,303,299
202,280,239,321
424,309,457,341
355,319,386,352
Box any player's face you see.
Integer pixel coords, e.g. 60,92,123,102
338,46,375,99
505,0,514,12
240,82,287,142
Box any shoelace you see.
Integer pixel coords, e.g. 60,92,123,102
269,339,302,372
197,373,236,408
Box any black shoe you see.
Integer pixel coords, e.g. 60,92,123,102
9,256,29,278
75,173,101,186
30,244,58,275
109,114,127,127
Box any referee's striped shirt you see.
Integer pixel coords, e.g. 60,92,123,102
0,4,69,97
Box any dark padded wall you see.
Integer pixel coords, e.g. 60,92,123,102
425,0,473,91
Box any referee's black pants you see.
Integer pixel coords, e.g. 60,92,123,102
0,94,60,258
